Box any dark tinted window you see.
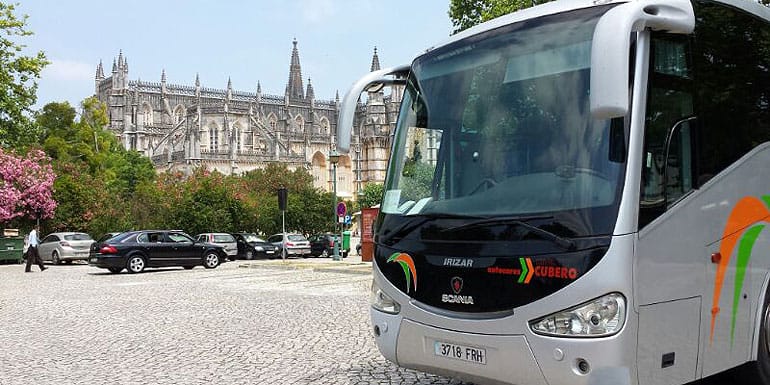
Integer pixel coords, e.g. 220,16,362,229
640,1,770,228
64,233,93,241
693,1,770,179
42,235,58,243
641,35,695,228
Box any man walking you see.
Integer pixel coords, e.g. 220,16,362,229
25,225,46,272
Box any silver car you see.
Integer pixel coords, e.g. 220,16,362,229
267,233,311,258
196,233,238,260
38,232,95,264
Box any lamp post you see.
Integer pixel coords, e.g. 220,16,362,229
329,150,341,261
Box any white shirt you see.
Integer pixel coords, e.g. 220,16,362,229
28,229,38,247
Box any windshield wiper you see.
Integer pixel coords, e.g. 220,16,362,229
379,213,483,244
440,215,576,250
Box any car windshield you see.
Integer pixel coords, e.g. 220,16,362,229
243,234,265,243
65,233,93,241
213,234,235,243
380,5,625,239
168,233,193,243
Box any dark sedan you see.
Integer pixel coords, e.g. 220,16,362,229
88,230,227,274
232,233,279,260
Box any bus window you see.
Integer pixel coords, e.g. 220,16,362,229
640,36,695,228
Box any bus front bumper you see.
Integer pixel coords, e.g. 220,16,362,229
371,309,634,385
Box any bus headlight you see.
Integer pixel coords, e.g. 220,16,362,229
529,293,626,337
371,281,401,314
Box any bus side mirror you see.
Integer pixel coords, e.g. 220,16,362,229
590,0,694,119
337,64,410,153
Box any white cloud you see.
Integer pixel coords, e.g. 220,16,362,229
41,58,93,82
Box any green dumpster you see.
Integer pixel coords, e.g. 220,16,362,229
342,231,351,256
0,236,24,264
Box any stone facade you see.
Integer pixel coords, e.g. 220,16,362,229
94,41,402,200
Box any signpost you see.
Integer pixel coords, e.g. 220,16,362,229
278,187,287,260
333,202,347,261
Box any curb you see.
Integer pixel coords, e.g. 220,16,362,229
237,261,372,276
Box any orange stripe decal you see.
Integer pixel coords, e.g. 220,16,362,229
710,196,770,344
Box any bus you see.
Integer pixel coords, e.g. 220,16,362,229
335,0,770,384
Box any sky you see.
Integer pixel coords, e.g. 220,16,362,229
17,0,454,110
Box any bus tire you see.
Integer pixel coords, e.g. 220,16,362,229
742,286,770,385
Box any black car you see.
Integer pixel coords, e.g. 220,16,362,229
88,230,227,274
231,233,278,260
308,233,348,258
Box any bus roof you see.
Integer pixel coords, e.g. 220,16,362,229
422,0,770,59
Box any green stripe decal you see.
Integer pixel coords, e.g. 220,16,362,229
762,195,770,208
518,258,528,284
730,224,765,346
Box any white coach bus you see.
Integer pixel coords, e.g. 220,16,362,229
336,0,770,384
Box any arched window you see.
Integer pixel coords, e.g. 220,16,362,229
233,123,242,152
319,117,330,135
173,105,185,125
267,113,278,132
209,123,219,151
294,115,304,132
142,104,153,126
311,152,326,190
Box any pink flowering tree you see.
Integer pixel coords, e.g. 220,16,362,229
0,148,57,222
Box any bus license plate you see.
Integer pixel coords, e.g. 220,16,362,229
434,341,486,365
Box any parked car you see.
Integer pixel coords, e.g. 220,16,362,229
89,230,227,274
96,232,122,243
195,233,238,260
231,233,279,260
38,232,95,264
308,233,348,258
266,233,311,258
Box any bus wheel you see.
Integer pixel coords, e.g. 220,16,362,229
743,287,770,384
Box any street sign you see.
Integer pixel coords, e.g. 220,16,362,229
336,202,347,217
344,215,352,225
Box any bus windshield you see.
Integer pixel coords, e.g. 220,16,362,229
382,5,626,239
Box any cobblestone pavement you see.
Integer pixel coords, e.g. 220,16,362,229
0,260,466,385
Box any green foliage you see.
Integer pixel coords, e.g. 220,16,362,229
39,98,155,235
449,0,553,34
0,2,49,149
360,183,384,209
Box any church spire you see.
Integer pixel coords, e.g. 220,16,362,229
285,38,305,102
306,78,314,102
96,60,104,80
370,47,381,72
161,69,167,83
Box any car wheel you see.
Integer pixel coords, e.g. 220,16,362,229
321,249,329,258
183,266,194,270
52,251,60,265
108,267,123,274
126,255,146,274
203,252,220,269
246,250,253,260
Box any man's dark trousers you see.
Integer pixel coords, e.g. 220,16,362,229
25,246,45,272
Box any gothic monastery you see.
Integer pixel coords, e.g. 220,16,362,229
94,40,402,200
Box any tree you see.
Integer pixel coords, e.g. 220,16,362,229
0,2,49,149
449,0,553,34
360,183,384,209
0,148,56,223
40,98,155,234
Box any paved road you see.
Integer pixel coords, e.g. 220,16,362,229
0,259,738,385
0,260,464,385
